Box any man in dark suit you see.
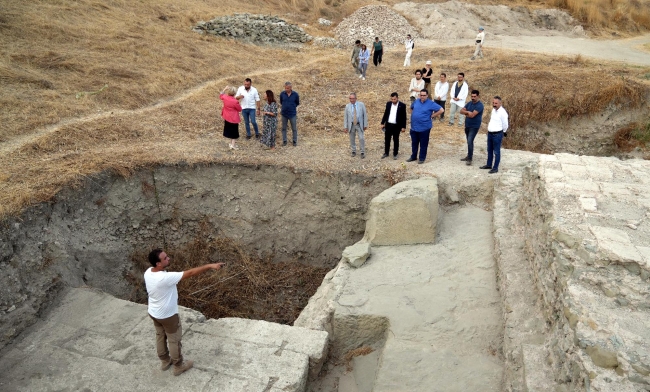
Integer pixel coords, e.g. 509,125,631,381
380,92,407,160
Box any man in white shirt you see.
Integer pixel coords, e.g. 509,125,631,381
404,34,414,67
409,70,425,103
433,73,449,123
235,78,261,139
344,92,368,158
472,27,485,60
448,73,469,127
145,249,224,376
480,96,509,174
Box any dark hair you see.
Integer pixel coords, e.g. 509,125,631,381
415,70,421,75
390,92,399,98
148,248,163,267
361,44,367,50
355,40,361,44
375,37,379,40
245,78,252,83
420,89,428,95
458,72,465,77
265,90,276,104
440,73,446,77
471,90,480,96
494,96,502,101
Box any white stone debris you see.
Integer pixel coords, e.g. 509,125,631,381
334,5,420,47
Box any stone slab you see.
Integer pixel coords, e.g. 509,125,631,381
0,288,328,392
363,177,439,246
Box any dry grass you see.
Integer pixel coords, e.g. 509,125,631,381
614,120,650,151
343,346,375,371
1,0,650,219
128,231,328,324
2,45,648,219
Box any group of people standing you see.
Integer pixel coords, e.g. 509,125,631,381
351,37,385,80
219,79,300,150
346,52,509,172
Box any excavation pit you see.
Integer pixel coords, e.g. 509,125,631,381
0,163,392,348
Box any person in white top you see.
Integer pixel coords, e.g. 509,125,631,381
472,27,485,60
403,34,414,67
433,73,449,122
448,72,469,127
480,96,509,174
144,249,224,376
409,70,425,103
235,78,261,139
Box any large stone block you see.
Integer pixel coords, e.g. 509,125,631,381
363,178,439,246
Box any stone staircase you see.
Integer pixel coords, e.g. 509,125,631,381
493,167,555,392
0,288,328,392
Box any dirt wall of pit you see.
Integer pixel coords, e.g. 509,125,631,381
0,163,391,351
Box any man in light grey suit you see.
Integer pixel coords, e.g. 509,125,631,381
344,92,368,158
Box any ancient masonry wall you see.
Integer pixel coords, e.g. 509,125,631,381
521,153,650,392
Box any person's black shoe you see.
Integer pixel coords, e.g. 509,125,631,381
283,141,288,146
479,165,492,169
246,135,252,140
255,134,260,139
489,169,499,174
381,154,389,159
351,151,356,157
293,142,297,146
393,155,398,160
406,157,417,162
466,160,472,166
460,156,469,161
361,153,365,159
418,160,425,164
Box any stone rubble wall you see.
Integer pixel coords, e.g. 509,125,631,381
521,154,650,392
193,13,312,44
334,5,420,47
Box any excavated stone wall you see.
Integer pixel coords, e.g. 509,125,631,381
0,163,390,351
521,154,650,392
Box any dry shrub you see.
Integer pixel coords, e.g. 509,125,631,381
127,232,329,325
614,121,650,151
343,346,374,371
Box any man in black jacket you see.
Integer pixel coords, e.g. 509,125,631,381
380,92,407,160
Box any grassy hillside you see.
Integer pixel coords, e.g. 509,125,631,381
0,0,649,218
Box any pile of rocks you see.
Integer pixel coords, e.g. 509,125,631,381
334,5,419,47
193,14,312,44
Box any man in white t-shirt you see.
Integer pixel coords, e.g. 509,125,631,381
145,249,224,376
235,78,261,139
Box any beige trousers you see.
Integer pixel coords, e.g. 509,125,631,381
150,313,183,366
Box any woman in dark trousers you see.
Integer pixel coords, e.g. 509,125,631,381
371,37,383,66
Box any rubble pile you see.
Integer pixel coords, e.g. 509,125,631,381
193,13,312,44
334,5,420,47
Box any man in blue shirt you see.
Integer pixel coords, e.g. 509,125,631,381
407,89,444,164
460,90,484,166
279,81,300,146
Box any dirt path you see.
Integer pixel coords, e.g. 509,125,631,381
423,34,650,66
0,60,315,157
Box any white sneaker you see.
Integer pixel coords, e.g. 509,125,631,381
362,77,366,80
358,75,362,79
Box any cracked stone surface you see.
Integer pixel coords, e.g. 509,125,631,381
0,288,328,392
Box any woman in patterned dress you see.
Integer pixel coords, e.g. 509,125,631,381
260,90,278,149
